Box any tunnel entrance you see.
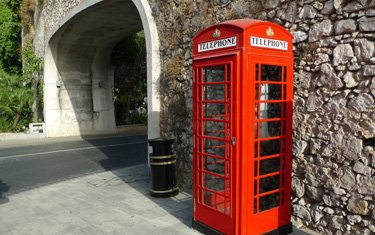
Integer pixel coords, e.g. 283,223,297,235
44,0,160,139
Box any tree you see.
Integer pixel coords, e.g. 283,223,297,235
111,31,147,125
0,0,42,132
0,0,22,74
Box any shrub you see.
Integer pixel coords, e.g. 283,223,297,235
0,69,33,132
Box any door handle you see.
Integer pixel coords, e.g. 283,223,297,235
232,137,236,146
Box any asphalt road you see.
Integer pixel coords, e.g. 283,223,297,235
0,134,148,197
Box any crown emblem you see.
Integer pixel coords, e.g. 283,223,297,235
213,28,221,38
266,27,274,37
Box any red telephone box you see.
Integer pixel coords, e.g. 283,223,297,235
192,19,294,235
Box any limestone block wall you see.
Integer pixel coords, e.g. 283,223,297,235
37,0,375,233
149,0,375,234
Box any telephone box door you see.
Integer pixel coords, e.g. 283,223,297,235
193,56,237,235
248,56,293,234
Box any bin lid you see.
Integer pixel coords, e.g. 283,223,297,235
148,137,176,144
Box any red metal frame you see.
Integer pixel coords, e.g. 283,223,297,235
193,56,237,234
193,19,294,235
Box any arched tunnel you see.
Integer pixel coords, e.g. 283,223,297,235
44,0,160,138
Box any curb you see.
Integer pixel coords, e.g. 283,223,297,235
0,125,147,145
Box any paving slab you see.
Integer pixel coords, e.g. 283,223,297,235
0,164,316,235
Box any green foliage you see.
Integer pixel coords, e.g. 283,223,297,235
23,41,43,80
0,1,43,132
23,41,44,122
0,0,31,132
0,0,21,74
112,31,147,125
0,69,33,132
111,31,146,66
128,112,147,125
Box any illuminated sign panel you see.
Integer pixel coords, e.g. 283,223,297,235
198,37,237,52
250,36,288,51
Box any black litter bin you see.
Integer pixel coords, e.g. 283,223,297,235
148,138,179,198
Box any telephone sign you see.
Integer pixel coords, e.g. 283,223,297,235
192,19,294,235
250,36,288,50
198,36,237,52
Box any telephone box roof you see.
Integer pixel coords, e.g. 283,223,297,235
193,19,294,56
194,19,294,40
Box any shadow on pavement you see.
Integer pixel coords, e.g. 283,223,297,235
82,127,148,171
109,165,194,228
0,179,10,204
82,127,194,231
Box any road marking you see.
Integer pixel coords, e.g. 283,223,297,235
0,141,147,159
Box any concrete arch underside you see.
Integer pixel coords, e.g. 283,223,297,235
44,0,160,138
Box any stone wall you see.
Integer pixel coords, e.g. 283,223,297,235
150,0,375,234
30,0,86,59
36,0,375,233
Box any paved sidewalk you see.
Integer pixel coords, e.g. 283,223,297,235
0,164,199,235
0,164,315,235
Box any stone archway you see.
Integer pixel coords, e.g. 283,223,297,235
44,0,160,139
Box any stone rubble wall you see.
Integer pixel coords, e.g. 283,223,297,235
149,0,375,234
37,0,375,234
32,0,85,56
43,0,84,35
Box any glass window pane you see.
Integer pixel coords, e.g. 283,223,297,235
259,102,282,119
204,191,226,213
259,192,280,212
284,66,287,82
204,139,224,157
225,197,230,215
204,121,224,138
199,63,231,217
225,169,230,188
204,174,224,192
204,85,224,100
283,84,287,100
282,120,286,136
227,66,231,82
261,65,282,82
204,190,212,205
225,123,230,142
260,121,281,138
260,139,281,156
198,173,202,187
260,157,280,175
204,66,224,82
198,188,202,203
204,156,224,175
204,103,225,120
260,84,282,100
260,175,280,193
